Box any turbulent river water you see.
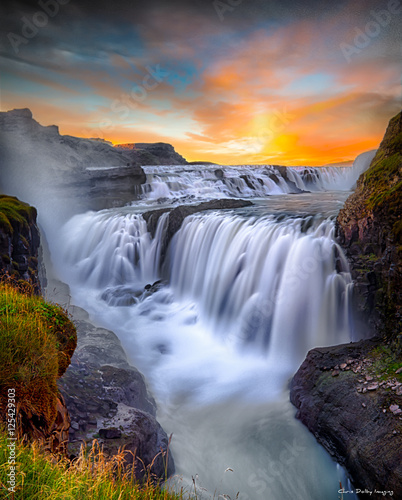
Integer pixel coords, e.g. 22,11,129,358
51,152,375,500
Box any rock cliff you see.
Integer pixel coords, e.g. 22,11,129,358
115,142,188,165
336,111,402,344
0,194,77,457
290,112,402,497
0,195,41,292
0,109,146,216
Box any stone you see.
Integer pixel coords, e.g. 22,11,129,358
340,363,347,370
99,428,122,439
0,109,148,216
367,383,379,391
290,337,402,495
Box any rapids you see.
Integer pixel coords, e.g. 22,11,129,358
50,154,374,499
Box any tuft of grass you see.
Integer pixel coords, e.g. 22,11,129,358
0,426,189,500
0,281,77,431
0,195,37,236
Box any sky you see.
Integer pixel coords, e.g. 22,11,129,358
0,0,401,165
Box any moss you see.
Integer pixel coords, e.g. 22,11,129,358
364,153,401,212
0,282,77,433
0,195,37,235
368,345,402,382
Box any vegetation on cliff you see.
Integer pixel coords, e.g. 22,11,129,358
0,195,37,236
0,195,40,290
336,111,402,345
0,281,77,434
359,112,402,239
0,426,186,500
291,112,402,495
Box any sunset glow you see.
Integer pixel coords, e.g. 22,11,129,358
1,0,401,165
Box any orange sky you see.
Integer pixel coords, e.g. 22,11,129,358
1,0,401,166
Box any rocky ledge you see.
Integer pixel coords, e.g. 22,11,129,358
336,111,402,342
0,195,41,291
143,198,253,261
115,142,188,166
48,279,174,481
291,111,402,497
290,339,402,495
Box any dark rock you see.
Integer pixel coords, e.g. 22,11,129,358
0,195,41,292
214,169,224,179
143,199,253,263
99,427,122,439
273,166,304,193
240,175,255,190
290,339,402,496
336,111,402,342
115,142,187,166
52,278,174,481
292,112,402,497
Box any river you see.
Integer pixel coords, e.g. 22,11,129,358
50,154,375,499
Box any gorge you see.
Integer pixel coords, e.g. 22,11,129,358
0,109,401,499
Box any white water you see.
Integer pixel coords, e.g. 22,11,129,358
135,150,375,207
50,153,374,499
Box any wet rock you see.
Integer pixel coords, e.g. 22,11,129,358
290,338,402,495
143,199,253,262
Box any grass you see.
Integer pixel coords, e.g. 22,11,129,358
0,280,77,431
0,195,37,236
0,426,188,500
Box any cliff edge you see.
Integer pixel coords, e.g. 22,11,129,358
290,112,402,498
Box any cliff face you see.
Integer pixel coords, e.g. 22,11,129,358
0,109,146,216
0,195,41,292
291,112,402,497
115,142,188,165
336,111,402,344
0,195,77,456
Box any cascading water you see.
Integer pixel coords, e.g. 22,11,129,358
50,154,374,500
134,150,375,206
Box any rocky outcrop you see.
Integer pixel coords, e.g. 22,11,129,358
291,112,402,497
0,109,147,216
143,198,253,261
0,195,41,291
115,142,187,166
290,339,402,496
49,279,174,481
336,111,402,343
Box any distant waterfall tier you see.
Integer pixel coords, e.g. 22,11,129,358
59,208,354,365
137,151,375,205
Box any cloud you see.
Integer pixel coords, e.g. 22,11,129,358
0,0,400,165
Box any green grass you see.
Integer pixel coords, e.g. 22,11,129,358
0,281,77,429
0,195,37,235
0,426,188,500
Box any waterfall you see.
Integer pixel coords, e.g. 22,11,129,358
58,208,353,370
169,213,352,366
136,150,375,205
52,183,361,499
